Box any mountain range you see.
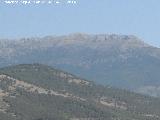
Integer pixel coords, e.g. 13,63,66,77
0,33,160,96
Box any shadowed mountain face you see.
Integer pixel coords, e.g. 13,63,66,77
0,64,160,120
0,33,160,96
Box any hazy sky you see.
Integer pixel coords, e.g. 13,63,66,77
0,0,160,47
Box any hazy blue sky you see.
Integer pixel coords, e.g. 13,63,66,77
0,0,160,47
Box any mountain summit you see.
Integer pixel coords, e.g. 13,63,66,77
0,33,160,96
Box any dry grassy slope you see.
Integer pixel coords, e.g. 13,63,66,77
0,64,160,120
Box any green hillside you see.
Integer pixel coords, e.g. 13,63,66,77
0,64,160,120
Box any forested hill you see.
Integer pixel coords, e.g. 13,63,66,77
0,64,160,120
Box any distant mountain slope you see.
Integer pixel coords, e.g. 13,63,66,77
0,64,160,120
1,33,160,96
